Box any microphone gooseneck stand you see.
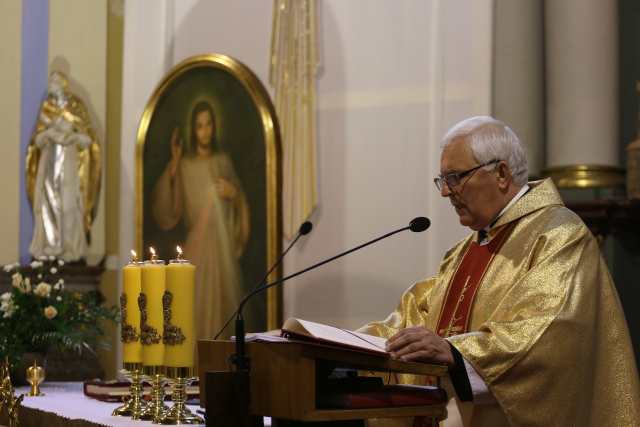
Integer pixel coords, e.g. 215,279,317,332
207,217,430,426
206,221,313,427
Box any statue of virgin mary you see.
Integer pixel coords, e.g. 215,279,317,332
26,71,101,262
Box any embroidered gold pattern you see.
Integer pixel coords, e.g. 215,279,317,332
162,291,185,346
138,293,161,345
120,293,139,343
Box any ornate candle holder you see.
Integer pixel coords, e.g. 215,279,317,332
26,360,45,397
159,367,203,424
1,358,24,427
111,362,146,419
139,365,169,422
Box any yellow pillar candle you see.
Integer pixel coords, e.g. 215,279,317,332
140,248,165,367
122,251,142,364
164,247,196,368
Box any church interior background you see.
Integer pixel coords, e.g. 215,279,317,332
0,0,638,389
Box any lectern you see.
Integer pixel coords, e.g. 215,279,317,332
198,340,448,426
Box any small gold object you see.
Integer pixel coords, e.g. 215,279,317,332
112,363,147,419
26,360,45,397
159,367,203,425
1,357,24,427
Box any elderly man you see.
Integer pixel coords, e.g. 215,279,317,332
362,116,640,426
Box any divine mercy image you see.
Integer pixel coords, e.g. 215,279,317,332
140,62,272,340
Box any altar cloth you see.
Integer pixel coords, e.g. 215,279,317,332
12,382,207,426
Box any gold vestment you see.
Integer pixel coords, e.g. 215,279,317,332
362,179,640,426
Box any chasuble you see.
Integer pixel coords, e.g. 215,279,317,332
361,179,640,427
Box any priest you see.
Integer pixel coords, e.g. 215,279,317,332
361,116,640,426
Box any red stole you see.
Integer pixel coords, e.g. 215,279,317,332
435,224,514,338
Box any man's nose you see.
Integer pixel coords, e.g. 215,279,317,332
440,181,452,197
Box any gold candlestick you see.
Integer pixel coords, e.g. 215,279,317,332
139,365,169,422
1,358,24,427
159,367,203,424
112,362,146,419
26,360,45,396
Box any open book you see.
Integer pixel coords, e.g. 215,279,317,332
280,318,388,355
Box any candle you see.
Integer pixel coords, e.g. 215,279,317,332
139,247,165,367
122,250,142,364
164,246,196,368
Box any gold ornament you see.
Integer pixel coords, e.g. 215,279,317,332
162,291,185,346
26,360,45,397
1,358,24,427
120,293,139,343
138,293,161,345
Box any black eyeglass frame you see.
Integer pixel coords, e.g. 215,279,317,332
433,159,500,191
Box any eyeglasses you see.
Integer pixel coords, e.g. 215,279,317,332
433,159,499,191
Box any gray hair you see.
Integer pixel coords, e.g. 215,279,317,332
441,116,528,186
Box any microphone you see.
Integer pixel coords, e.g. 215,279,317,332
231,216,430,371
214,221,313,340
410,216,430,232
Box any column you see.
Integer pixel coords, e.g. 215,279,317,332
493,0,544,177
544,0,622,188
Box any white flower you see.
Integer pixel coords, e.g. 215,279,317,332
23,278,31,293
48,255,55,261
11,272,22,288
37,274,43,279
37,256,47,261
57,259,65,266
34,282,52,298
44,305,58,319
50,267,58,274
53,279,64,291
30,260,43,268
2,263,16,272
56,296,62,301
1,294,15,318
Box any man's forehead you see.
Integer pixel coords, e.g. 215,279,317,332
441,137,475,171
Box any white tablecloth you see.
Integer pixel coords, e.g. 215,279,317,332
12,382,272,426
16,382,205,426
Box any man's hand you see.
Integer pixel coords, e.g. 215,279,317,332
386,326,455,366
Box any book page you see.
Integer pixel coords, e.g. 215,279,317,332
284,318,387,353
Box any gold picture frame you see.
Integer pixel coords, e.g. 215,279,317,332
135,54,282,334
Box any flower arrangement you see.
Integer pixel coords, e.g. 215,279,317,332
0,257,118,368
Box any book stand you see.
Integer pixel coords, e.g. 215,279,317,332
198,340,448,426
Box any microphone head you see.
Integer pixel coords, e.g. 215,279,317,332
299,221,313,235
409,217,431,232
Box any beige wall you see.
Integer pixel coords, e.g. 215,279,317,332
120,0,494,333
49,0,118,377
48,0,108,266
0,1,22,265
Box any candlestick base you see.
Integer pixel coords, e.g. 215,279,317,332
139,370,169,422
111,364,146,419
159,375,203,425
27,384,44,397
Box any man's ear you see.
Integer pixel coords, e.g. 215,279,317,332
496,161,512,190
